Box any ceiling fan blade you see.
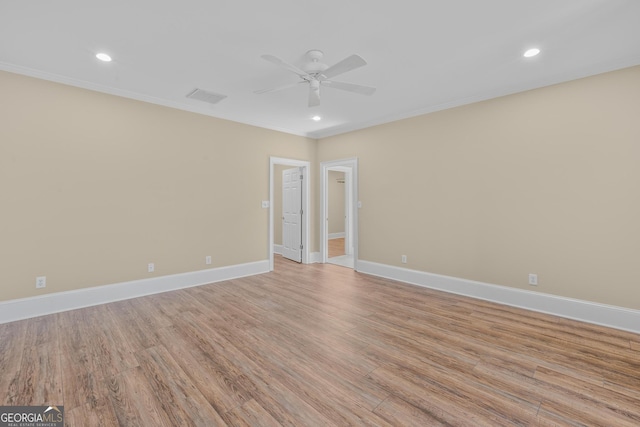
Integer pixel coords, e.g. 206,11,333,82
321,54,367,79
321,80,376,95
261,54,309,78
308,85,320,107
254,81,304,95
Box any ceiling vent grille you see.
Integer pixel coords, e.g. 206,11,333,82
186,88,227,105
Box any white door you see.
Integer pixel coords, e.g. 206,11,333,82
282,167,303,262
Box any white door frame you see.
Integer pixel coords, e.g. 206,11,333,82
321,158,359,269
269,157,310,271
344,168,354,255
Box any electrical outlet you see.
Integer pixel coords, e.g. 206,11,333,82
261,200,270,208
205,256,212,265
36,276,46,289
401,255,407,264
528,273,538,286
148,263,155,273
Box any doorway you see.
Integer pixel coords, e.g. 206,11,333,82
321,158,358,270
269,157,310,271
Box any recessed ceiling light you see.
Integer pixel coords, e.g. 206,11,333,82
96,53,112,62
523,48,541,58
312,115,321,121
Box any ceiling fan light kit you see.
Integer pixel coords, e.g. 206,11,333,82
256,49,376,107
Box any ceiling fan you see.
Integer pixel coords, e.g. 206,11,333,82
255,50,376,107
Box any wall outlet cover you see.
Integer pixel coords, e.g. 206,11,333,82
36,276,47,289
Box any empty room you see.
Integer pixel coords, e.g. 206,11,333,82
1,1,639,426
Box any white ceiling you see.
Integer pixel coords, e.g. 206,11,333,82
2,0,639,138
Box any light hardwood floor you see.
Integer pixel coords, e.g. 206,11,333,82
328,237,345,258
1,257,639,426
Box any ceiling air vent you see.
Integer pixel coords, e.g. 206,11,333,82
186,88,227,105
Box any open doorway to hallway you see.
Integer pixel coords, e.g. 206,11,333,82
321,158,358,270
326,168,353,268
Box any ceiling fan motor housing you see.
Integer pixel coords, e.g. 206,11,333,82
302,49,328,75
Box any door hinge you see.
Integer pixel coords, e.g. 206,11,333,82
300,244,303,250
300,209,303,215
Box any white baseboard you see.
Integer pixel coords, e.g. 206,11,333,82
328,232,346,239
0,260,269,325
274,247,317,263
357,261,640,335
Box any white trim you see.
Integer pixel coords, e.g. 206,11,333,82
344,169,354,256
307,58,640,139
273,250,320,263
273,244,283,255
328,232,346,239
5,59,640,140
357,260,640,335
0,260,269,325
0,62,308,138
320,158,359,270
269,157,311,271
310,252,322,264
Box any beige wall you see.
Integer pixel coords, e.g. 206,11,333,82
318,66,640,310
3,65,640,312
328,171,345,235
0,70,316,302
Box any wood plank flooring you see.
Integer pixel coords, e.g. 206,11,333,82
1,256,639,426
328,237,346,258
